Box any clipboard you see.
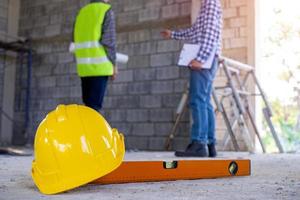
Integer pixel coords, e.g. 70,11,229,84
178,44,217,69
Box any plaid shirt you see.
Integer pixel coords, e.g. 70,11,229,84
101,7,117,66
171,0,223,64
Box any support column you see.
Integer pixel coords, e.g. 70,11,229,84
0,0,20,145
191,0,201,23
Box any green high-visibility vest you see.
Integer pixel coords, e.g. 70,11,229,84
74,3,113,77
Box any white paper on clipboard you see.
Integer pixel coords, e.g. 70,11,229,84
178,44,217,69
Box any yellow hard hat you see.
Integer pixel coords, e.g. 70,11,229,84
31,104,125,194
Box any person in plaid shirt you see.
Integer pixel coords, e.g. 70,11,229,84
161,0,223,157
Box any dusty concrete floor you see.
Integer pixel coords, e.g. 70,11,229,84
0,151,299,200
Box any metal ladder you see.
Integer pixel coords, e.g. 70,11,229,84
165,57,284,153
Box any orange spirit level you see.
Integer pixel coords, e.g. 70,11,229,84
93,159,251,185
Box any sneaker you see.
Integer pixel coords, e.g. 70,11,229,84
175,141,208,157
207,143,217,157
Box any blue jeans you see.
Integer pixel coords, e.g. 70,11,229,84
189,56,219,144
81,76,108,111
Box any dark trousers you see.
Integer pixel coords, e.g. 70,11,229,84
81,76,108,111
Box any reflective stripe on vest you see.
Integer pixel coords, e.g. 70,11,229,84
74,41,102,50
74,3,113,77
76,57,110,65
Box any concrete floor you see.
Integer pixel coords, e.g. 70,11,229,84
0,151,299,200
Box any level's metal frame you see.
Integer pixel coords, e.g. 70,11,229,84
94,159,251,185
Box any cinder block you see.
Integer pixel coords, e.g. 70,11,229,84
180,2,191,16
62,3,78,14
162,4,180,19
145,0,164,7
239,27,247,37
117,12,138,26
128,30,151,43
162,94,182,108
117,44,134,56
118,96,140,108
132,123,155,136
128,55,150,68
109,122,132,136
173,79,187,92
123,0,143,12
229,17,247,28
134,68,156,81
105,110,126,122
156,66,179,80
38,76,56,88
125,136,149,150
230,37,247,48
223,8,238,19
126,109,149,122
140,95,162,108
34,15,49,27
117,32,128,45
41,99,59,111
157,40,180,53
150,53,173,67
230,0,247,7
150,108,174,122
103,96,119,109
239,6,247,16
57,52,74,64
107,83,128,96
151,80,174,94
139,7,160,22
154,122,173,136
148,137,165,150
35,43,52,54
53,87,71,98
53,63,75,75
137,42,157,55
35,64,54,76
128,82,151,94
222,28,239,39
152,28,168,40
114,70,133,83
52,41,69,53
61,22,73,34
50,14,63,25
30,27,46,39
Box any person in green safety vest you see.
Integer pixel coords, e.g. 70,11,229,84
73,0,117,111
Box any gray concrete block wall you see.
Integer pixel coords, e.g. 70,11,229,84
14,0,253,151
16,0,192,150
